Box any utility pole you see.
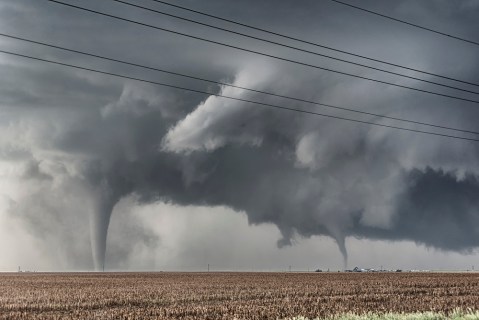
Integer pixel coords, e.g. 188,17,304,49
289,265,291,272
208,264,210,272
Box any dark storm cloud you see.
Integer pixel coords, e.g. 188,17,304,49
354,168,479,252
1,0,479,270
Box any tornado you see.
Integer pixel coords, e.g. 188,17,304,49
335,236,348,271
326,224,348,270
88,182,118,271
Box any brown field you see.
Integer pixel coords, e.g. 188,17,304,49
0,272,478,319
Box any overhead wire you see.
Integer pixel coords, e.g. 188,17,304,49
2,32,479,136
144,0,479,87
1,49,479,143
327,0,479,47
104,0,479,96
43,0,479,105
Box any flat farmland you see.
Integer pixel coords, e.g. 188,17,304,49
1,272,478,319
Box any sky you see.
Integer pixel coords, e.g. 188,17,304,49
1,0,479,272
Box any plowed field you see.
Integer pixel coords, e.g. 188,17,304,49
1,272,478,319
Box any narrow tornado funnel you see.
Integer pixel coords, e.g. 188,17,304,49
335,236,348,271
326,224,348,270
89,181,117,271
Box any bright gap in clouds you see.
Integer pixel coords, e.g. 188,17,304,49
109,200,479,272
1,197,478,272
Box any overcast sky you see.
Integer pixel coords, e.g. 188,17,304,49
1,0,479,272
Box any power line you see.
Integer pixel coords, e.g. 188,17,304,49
145,0,479,88
2,32,479,135
105,0,479,96
43,0,479,105
328,0,479,47
1,49,478,143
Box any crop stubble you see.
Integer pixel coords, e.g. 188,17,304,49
0,272,478,319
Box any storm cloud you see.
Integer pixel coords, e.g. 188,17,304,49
1,0,479,270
